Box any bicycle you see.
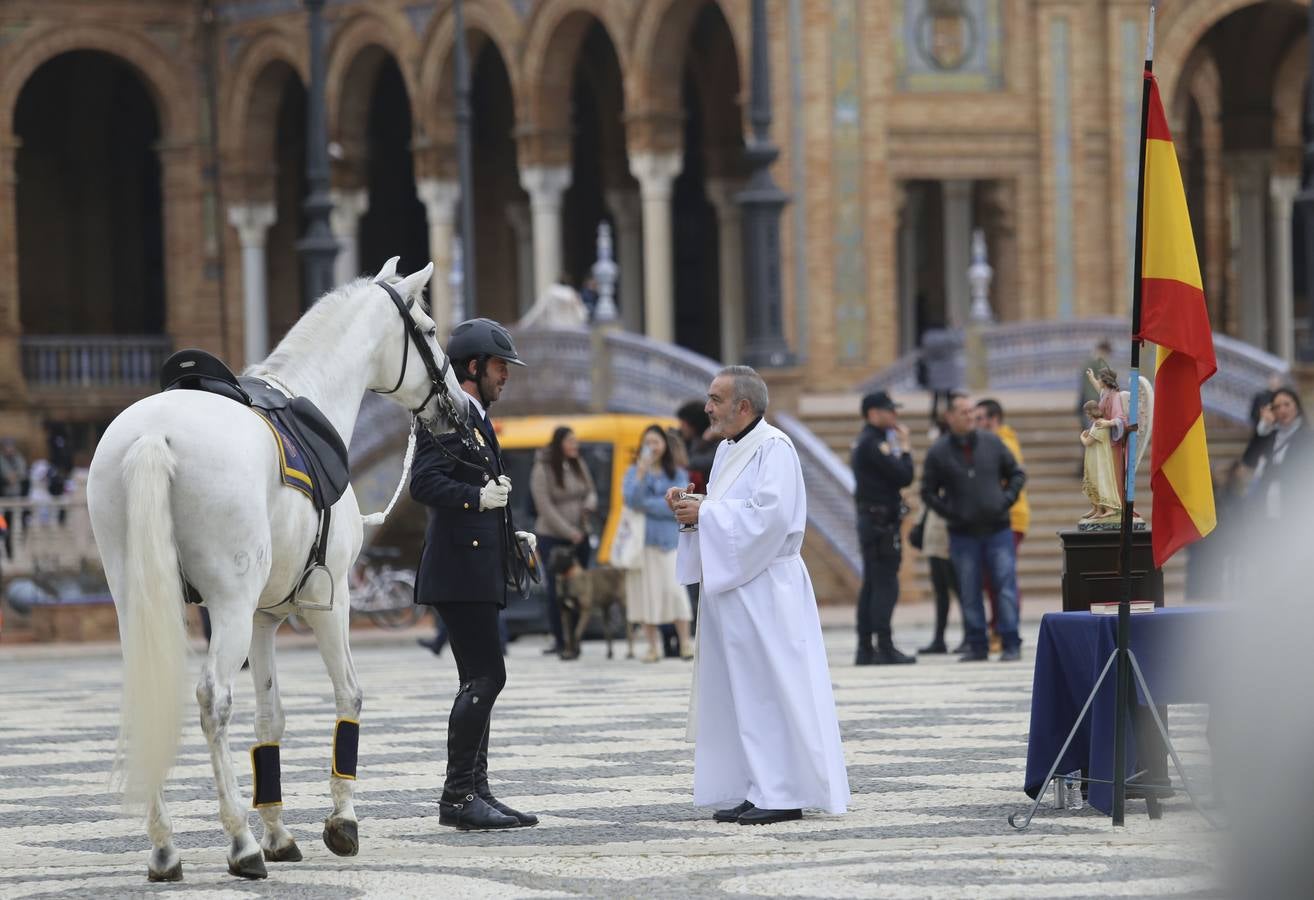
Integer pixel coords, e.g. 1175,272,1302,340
285,547,422,632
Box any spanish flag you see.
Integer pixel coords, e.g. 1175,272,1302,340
1134,72,1217,567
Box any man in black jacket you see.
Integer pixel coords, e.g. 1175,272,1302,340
852,391,917,665
410,317,539,830
920,393,1026,662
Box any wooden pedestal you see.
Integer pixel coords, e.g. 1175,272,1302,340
1059,528,1164,612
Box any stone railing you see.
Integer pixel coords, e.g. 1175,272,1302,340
348,327,862,580
21,335,173,392
858,318,1287,426
0,493,101,581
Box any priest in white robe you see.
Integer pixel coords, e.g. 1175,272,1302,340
668,366,849,825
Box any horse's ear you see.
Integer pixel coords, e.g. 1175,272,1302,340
374,256,400,283
394,262,434,304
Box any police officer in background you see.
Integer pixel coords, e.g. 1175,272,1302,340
852,391,917,665
410,317,539,830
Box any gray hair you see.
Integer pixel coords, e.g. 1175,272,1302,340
717,365,769,415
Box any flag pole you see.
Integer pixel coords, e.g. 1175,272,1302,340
1112,0,1157,828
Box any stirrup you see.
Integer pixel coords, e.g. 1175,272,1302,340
292,565,335,612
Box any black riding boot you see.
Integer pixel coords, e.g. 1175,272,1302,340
475,723,538,827
438,680,518,830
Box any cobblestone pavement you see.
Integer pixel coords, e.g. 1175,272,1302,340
0,623,1219,898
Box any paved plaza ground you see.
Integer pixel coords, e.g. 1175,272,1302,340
0,616,1220,898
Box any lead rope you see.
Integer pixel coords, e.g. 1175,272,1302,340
361,417,419,527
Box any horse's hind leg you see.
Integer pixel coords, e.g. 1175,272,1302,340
309,595,362,857
197,600,267,880
248,610,301,863
145,789,182,881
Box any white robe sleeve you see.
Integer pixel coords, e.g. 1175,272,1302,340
676,530,702,586
695,439,797,595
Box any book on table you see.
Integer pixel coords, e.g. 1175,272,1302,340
1089,601,1155,615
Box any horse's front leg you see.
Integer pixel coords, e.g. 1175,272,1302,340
248,609,301,863
308,587,362,857
197,600,266,880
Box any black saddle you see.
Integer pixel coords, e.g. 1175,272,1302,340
160,349,350,512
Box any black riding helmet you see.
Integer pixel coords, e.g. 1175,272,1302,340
446,318,527,381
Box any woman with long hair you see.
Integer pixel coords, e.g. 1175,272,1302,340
530,426,597,656
621,425,693,662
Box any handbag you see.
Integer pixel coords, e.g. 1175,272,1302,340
610,505,646,570
908,507,928,552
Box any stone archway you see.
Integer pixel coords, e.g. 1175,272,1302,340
14,51,165,337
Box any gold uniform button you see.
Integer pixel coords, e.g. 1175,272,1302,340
472,539,479,547
463,502,470,509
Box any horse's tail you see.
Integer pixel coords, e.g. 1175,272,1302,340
115,432,187,806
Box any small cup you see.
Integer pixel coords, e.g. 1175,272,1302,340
678,492,704,532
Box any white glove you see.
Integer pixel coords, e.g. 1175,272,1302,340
515,531,537,554
479,475,511,511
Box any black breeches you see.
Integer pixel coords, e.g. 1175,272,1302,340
435,603,506,797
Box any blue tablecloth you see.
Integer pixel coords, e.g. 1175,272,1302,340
1023,607,1220,814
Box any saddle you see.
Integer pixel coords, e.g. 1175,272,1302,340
159,349,349,512
160,349,351,612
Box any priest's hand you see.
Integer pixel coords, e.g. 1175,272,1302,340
674,493,702,526
665,483,693,513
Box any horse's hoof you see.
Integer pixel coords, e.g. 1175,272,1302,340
147,862,183,883
263,841,303,863
323,818,358,857
227,851,268,880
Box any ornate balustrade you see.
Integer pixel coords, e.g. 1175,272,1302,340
22,335,173,392
858,318,1287,426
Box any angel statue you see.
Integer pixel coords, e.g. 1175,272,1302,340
1079,366,1153,526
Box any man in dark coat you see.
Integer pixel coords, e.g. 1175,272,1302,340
921,393,1026,662
852,391,917,665
410,317,539,830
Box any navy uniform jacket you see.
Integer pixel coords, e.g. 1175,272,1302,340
409,405,510,608
852,423,914,526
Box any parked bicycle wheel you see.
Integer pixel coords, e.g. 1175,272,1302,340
366,575,422,629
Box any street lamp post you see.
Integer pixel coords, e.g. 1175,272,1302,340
297,0,338,308
454,0,478,317
737,0,794,369
1298,1,1314,360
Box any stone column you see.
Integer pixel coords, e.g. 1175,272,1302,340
518,165,572,301
896,183,923,355
942,179,974,329
328,188,368,287
416,179,460,334
605,188,643,334
629,152,683,343
1270,174,1299,363
0,138,23,392
1231,154,1270,350
705,178,745,364
505,203,535,317
227,203,277,365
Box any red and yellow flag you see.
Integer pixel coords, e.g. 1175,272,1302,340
1134,72,1217,567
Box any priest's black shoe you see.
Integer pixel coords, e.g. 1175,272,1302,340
738,807,802,825
919,640,948,654
438,794,520,830
854,646,875,666
714,801,754,823
873,646,917,665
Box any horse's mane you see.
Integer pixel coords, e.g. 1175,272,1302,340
246,277,373,380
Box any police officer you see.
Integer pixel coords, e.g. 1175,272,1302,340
410,317,539,829
852,391,917,665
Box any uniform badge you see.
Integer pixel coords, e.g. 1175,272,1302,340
475,429,487,447
878,441,891,455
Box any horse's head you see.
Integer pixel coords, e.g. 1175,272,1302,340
368,256,469,435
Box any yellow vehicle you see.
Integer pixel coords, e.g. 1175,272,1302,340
494,413,680,567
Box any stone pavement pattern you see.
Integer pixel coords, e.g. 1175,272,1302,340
0,625,1219,898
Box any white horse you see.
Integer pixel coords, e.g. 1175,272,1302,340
86,258,467,882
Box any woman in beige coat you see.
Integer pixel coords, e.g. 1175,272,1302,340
531,426,598,655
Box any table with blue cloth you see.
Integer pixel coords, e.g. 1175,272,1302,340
1023,607,1219,815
